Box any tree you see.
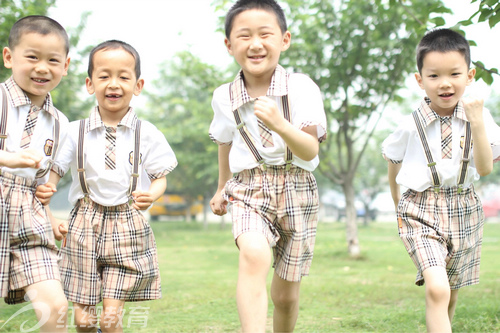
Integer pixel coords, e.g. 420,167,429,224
142,51,230,226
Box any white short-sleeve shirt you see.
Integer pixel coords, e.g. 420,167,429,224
0,77,69,184
209,65,327,173
382,98,500,192
57,107,177,206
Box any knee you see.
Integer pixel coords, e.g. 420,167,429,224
271,287,300,311
74,305,99,330
238,237,271,270
426,282,451,305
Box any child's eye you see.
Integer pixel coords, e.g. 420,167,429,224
120,76,130,80
428,74,438,78
452,72,461,76
99,76,108,79
27,55,37,60
50,58,60,63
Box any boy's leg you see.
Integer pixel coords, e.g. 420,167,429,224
100,299,125,333
236,231,272,333
422,266,452,333
448,289,459,323
73,303,99,333
24,280,68,333
271,271,301,333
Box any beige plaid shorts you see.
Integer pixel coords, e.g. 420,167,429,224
0,171,60,304
223,165,319,282
59,198,161,305
397,185,484,289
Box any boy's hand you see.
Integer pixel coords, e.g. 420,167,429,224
254,96,287,133
36,182,57,205
49,212,68,241
131,190,155,211
0,149,43,169
462,97,484,124
210,191,228,216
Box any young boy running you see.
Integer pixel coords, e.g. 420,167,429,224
383,28,500,332
37,40,177,333
0,15,70,332
209,0,327,331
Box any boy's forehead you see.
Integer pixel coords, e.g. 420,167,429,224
422,50,468,69
232,8,281,29
93,48,136,69
15,31,67,51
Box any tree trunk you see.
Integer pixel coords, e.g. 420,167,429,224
343,182,361,258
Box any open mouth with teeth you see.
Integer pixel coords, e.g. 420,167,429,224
439,93,454,97
32,78,49,83
106,94,122,98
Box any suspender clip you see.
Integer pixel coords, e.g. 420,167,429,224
236,122,245,130
461,157,470,162
0,134,7,139
434,185,440,193
427,162,436,167
285,161,292,171
258,159,267,171
457,184,463,194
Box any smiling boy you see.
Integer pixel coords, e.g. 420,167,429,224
0,15,70,332
383,28,500,332
37,40,177,333
209,0,327,332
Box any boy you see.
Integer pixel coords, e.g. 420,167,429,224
37,40,177,333
382,28,500,332
0,15,70,332
209,0,327,331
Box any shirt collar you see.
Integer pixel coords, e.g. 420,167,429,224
3,76,59,120
416,97,467,127
87,106,138,132
229,64,289,111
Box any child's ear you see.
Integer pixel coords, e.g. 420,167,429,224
414,72,424,90
62,57,71,76
134,78,144,96
281,31,291,51
3,47,13,69
85,77,95,95
467,68,476,86
224,38,234,56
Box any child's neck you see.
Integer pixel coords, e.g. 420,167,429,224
99,108,128,127
244,74,271,98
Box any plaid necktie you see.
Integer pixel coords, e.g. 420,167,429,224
440,117,452,159
20,105,41,148
105,126,117,170
257,119,274,148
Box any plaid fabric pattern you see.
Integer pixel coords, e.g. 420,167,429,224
85,106,137,134
0,171,60,304
3,77,59,120
440,116,452,159
397,186,484,289
19,105,41,148
59,198,161,305
257,118,274,148
223,165,319,282
104,126,117,170
417,97,467,127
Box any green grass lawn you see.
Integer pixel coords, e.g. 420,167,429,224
1,221,499,332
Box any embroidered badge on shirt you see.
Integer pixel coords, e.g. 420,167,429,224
44,139,54,156
129,151,142,165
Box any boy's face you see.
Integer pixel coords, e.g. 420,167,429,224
2,32,70,107
225,9,290,83
415,50,475,116
86,48,144,119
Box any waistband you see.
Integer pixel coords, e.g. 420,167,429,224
239,164,309,177
77,197,132,212
410,184,475,196
0,169,37,187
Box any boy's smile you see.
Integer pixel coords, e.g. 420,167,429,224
2,32,70,107
415,50,475,116
86,48,144,125
225,9,290,90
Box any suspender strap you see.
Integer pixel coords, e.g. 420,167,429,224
412,111,441,192
281,95,293,170
127,119,141,202
77,119,90,198
35,116,60,179
0,86,8,151
457,122,472,193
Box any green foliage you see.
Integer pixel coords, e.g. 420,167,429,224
142,51,230,201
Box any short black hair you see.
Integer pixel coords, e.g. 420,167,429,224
416,28,471,73
9,15,69,55
225,0,287,39
87,40,141,79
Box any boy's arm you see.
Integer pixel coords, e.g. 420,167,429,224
463,97,493,176
45,205,68,241
388,162,402,210
36,171,62,205
0,149,43,169
254,96,318,161
210,144,232,216
132,176,167,211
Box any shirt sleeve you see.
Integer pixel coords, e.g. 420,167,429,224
142,121,178,179
209,84,236,146
382,116,413,164
483,107,500,162
289,74,327,142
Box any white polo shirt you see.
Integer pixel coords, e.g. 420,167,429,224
57,107,177,206
382,98,500,192
0,77,69,183
209,65,327,173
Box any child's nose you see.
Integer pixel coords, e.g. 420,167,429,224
35,62,49,74
250,36,263,49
